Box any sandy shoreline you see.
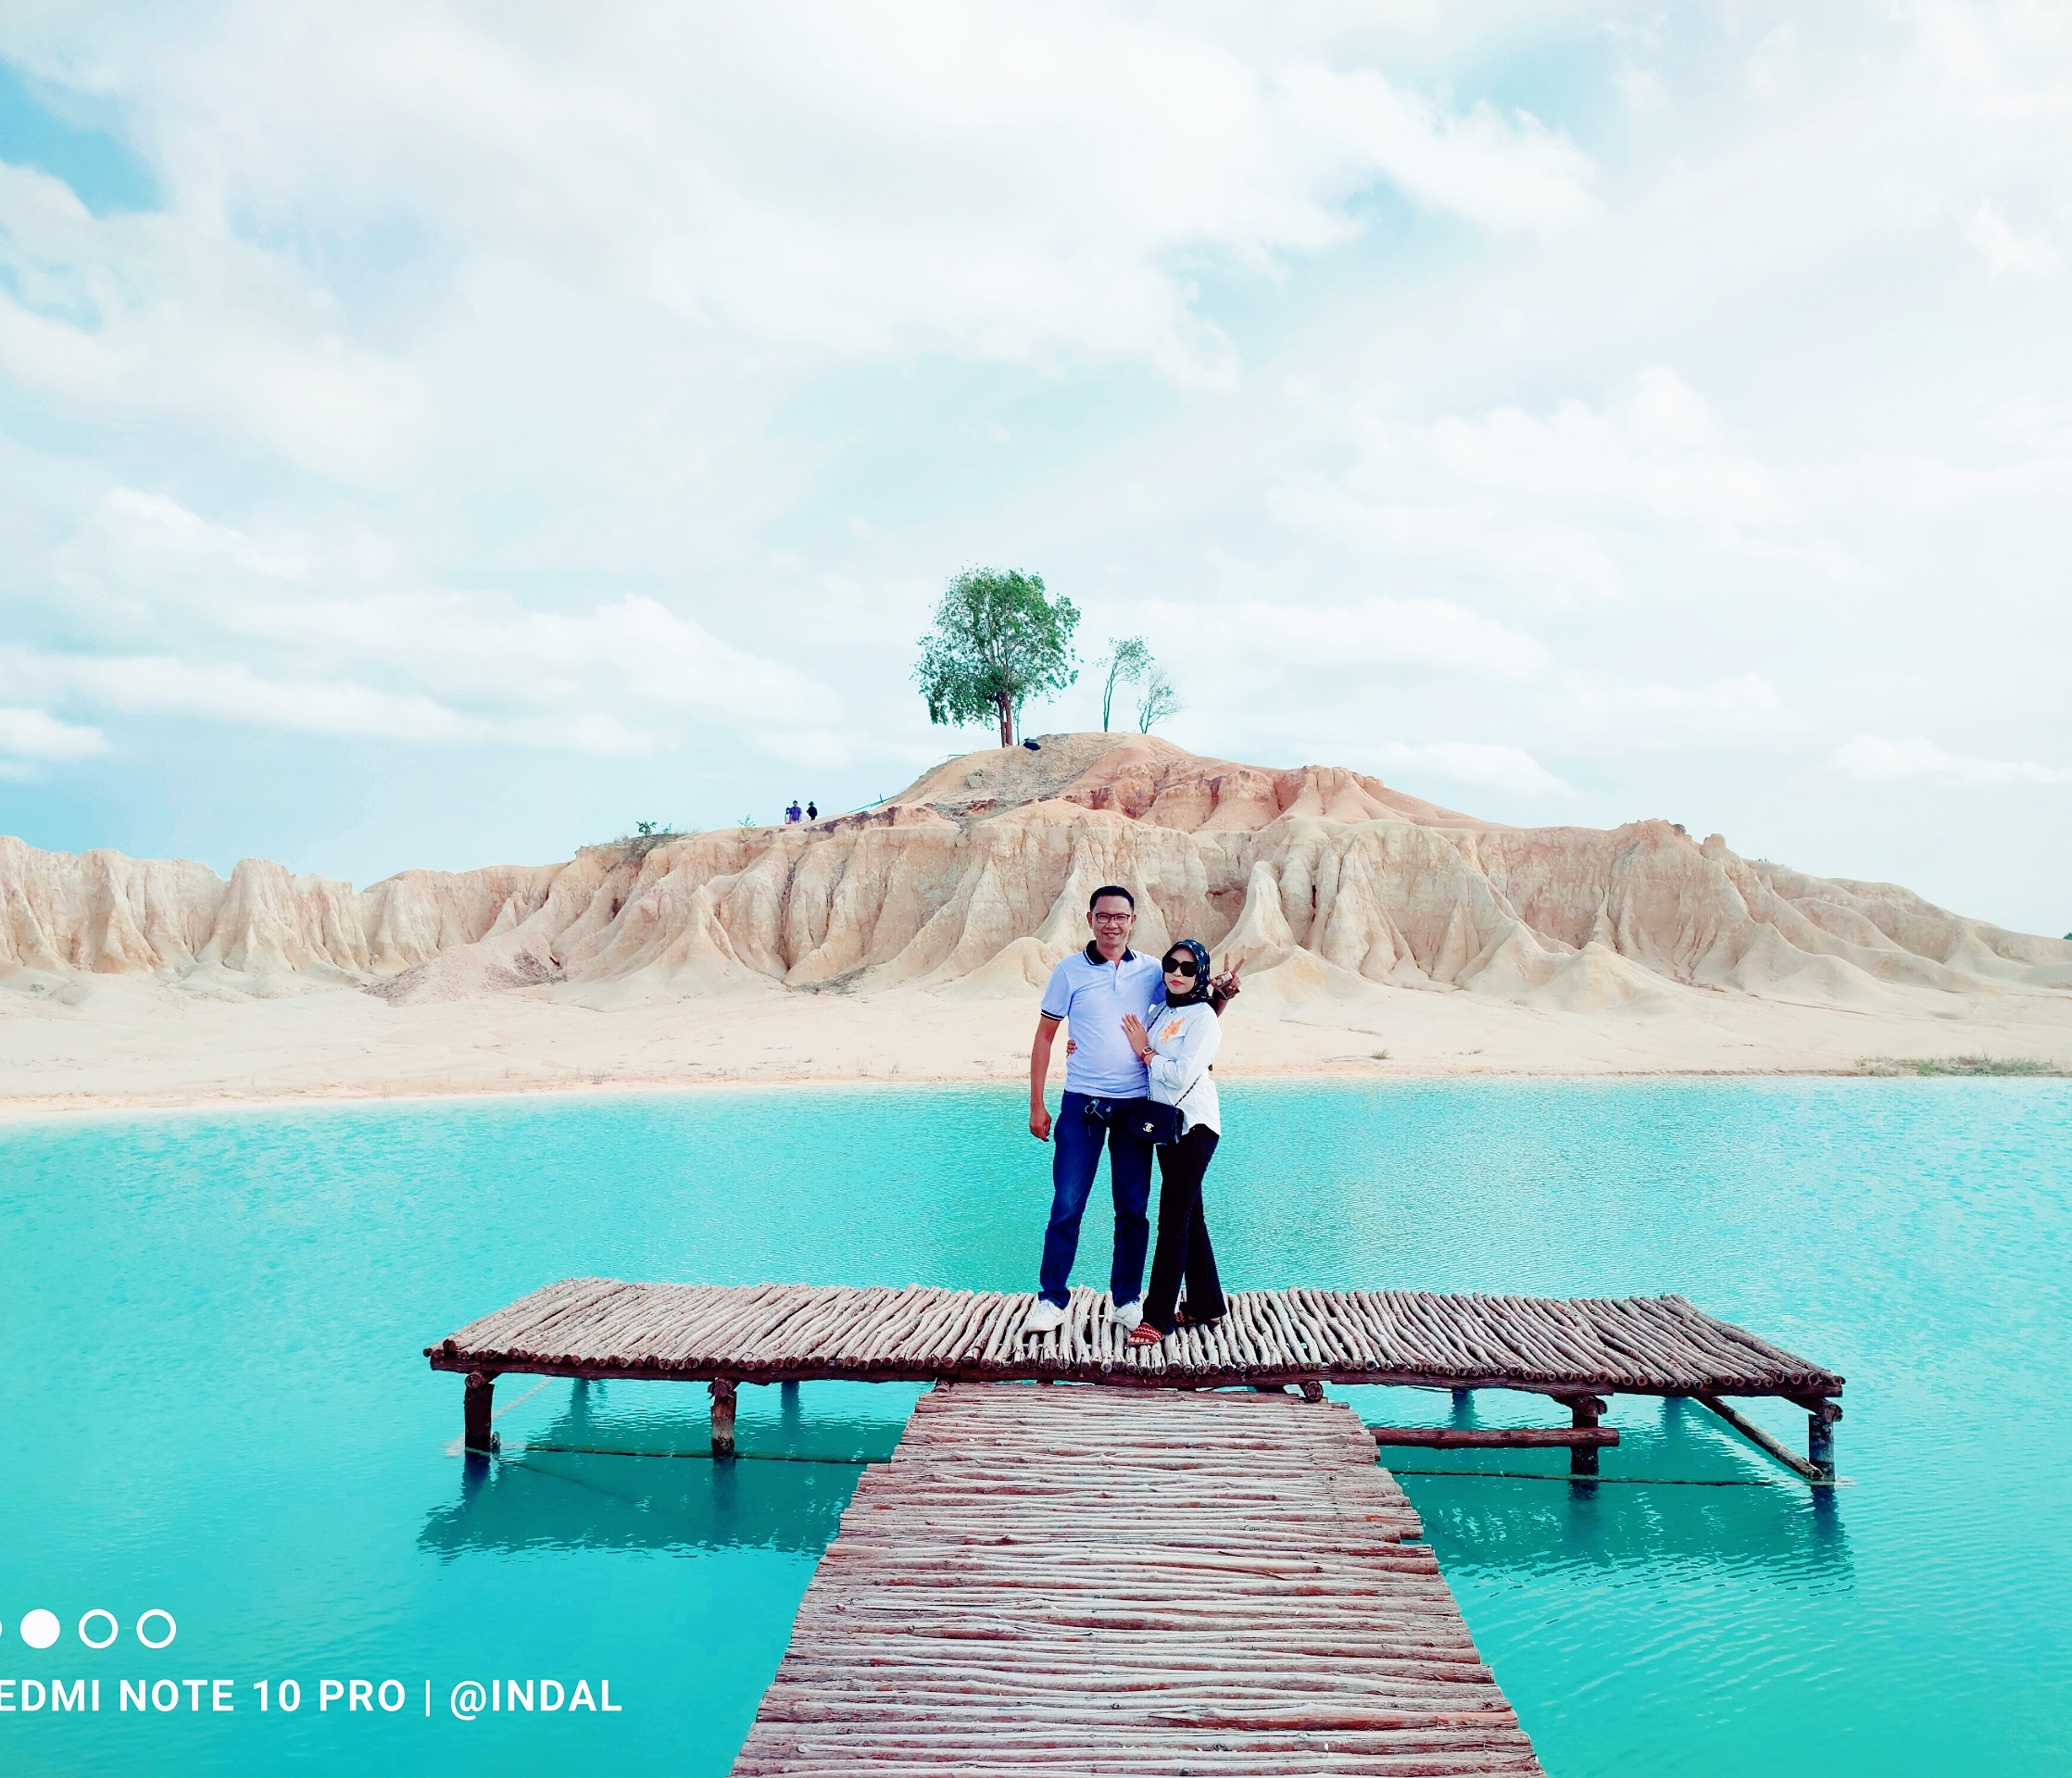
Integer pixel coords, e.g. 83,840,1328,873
6,970,2067,1124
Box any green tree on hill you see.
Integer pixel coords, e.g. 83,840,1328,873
913,568,1080,748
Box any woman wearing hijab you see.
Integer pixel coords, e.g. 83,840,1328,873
1121,939,1236,1346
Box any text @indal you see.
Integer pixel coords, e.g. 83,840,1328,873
1,1677,624,1719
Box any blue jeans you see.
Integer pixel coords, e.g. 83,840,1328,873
1039,1092,1154,1309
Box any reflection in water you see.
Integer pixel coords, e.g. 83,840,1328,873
1410,1470,1852,1586
421,1379,895,1559
421,1444,861,1557
1392,1398,1854,1588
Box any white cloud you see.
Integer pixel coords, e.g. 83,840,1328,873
1716,532,1870,582
1747,26,1798,102
1979,395,2072,456
9,488,839,758
1429,369,1798,532
1817,452,2072,512
0,706,111,763
49,657,476,743
1834,735,2072,785
1614,66,1668,115
0,5,1604,413
1375,741,1572,797
1279,64,1600,236
1962,202,2060,277
1913,1,2072,126
1277,369,1865,598
1568,672,1780,724
1266,482,1625,599
0,166,427,482
100,487,314,582
1233,596,1548,680
1401,370,1870,583
0,648,704,756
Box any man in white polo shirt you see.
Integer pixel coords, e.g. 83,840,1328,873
1024,884,1166,1334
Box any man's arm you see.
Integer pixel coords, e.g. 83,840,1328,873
1029,1013,1061,1141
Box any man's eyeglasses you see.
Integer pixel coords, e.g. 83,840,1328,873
1092,912,1135,925
1162,957,1199,977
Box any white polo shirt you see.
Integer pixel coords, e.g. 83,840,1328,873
1040,944,1166,1099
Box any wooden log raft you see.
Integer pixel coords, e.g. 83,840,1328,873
427,1282,1843,1486
427,1281,1844,1399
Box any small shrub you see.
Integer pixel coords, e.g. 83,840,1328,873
1861,1055,2066,1077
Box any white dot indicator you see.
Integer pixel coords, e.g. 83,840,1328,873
20,1609,60,1650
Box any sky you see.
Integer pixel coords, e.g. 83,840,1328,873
0,2,2067,935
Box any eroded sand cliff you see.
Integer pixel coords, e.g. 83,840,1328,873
5,734,2069,1114
6,732,2066,1015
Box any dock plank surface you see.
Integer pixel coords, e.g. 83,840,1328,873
731,1383,1543,1776
429,1280,1842,1397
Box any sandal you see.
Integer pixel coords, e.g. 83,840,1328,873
1127,1323,1169,1346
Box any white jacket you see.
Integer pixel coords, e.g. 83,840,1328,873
1145,1000,1221,1134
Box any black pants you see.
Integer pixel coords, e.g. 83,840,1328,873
1141,1125,1224,1335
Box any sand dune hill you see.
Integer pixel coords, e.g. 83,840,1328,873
5,733,2067,1023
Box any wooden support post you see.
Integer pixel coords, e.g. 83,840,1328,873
1451,1387,1472,1408
463,1370,498,1454
710,1379,737,1459
1558,1395,1607,1475
1697,1394,1830,1484
1300,1380,1325,1404
1806,1397,1841,1482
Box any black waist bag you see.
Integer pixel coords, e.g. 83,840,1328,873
1114,1098,1182,1145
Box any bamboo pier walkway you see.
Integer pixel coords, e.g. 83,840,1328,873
731,1382,1543,1775
428,1278,1846,1478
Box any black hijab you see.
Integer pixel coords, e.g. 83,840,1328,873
1161,938,1213,1008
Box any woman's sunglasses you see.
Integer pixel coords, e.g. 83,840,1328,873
1162,956,1199,977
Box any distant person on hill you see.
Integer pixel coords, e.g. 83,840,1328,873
1124,939,1240,1345
785,799,802,823
806,800,818,820
1024,887,1242,1337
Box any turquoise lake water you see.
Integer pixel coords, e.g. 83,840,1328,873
2,1080,2067,1775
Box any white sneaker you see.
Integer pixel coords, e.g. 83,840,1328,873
1023,1299,1067,1335
1113,1300,1143,1332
